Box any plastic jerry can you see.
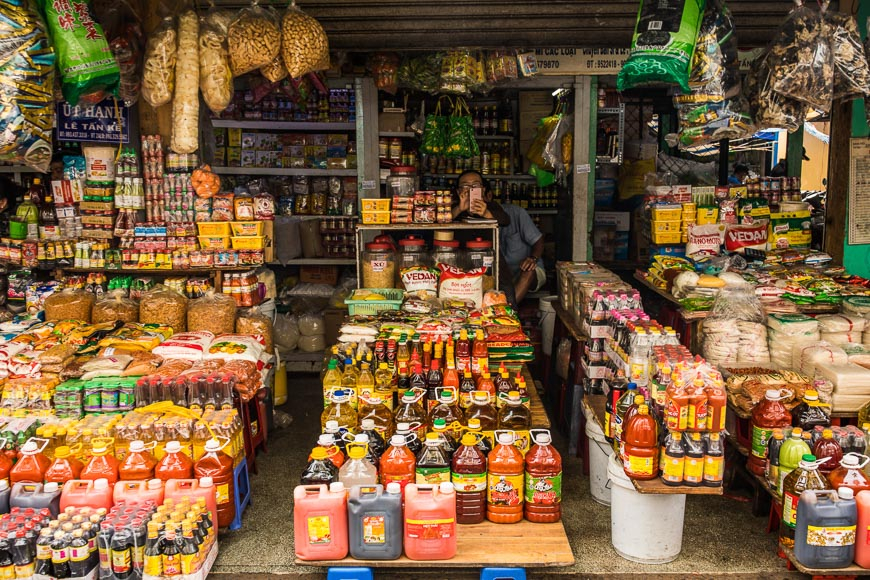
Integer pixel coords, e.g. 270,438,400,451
60,479,113,512
113,479,164,507
43,446,84,484
294,483,349,560
854,489,870,567
794,488,857,569
163,478,219,527
9,439,50,484
347,483,403,560
0,480,9,514
10,482,61,517
404,482,457,560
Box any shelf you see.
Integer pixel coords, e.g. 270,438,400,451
285,215,358,220
268,258,356,265
56,267,255,274
379,131,416,138
210,120,355,131
527,209,558,215
0,166,38,174
211,167,357,177
475,135,513,140
424,173,535,180
599,107,623,115
357,222,498,231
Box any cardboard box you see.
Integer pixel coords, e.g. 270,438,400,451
300,265,339,285
379,112,406,133
79,201,114,211
227,128,242,148
594,211,630,232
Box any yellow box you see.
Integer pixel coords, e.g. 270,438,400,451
197,222,231,237
361,198,391,212
651,219,682,233
231,236,265,249
651,231,683,245
362,211,391,224
231,221,264,237
198,236,230,249
651,206,682,221
696,207,719,225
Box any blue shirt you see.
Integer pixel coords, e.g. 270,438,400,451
499,204,543,275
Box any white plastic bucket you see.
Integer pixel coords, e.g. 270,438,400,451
607,453,686,564
585,413,611,505
539,296,558,356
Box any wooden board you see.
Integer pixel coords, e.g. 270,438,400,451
554,304,587,342
583,394,723,496
782,546,870,576
523,366,550,429
297,520,575,568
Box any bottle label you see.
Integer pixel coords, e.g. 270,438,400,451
782,491,800,529
162,553,181,576
111,548,130,572
604,411,612,438
703,455,725,482
690,400,708,430
36,544,51,560
662,455,685,482
133,544,145,568
382,473,413,493
684,456,704,483
524,472,562,504
452,472,486,492
406,518,455,539
144,553,162,576
416,466,450,485
487,473,524,506
625,454,656,477
751,425,774,459
307,515,333,545
216,482,231,505
71,545,89,562
0,565,12,580
362,515,386,544
13,563,33,578
666,400,688,431
181,552,197,574
53,547,70,563
807,525,856,547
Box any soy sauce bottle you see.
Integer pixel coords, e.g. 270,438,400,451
301,447,339,485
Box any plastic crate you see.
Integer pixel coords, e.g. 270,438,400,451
345,288,405,315
198,235,230,249
361,211,391,224
360,198,391,212
197,222,231,236
231,221,264,236
231,236,265,249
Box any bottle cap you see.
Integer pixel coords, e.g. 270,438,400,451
802,454,816,462
627,383,637,390
638,404,649,414
204,439,221,452
354,434,370,443
94,479,109,491
317,434,335,446
497,432,514,445
460,433,477,446
804,389,819,401
433,418,447,429
199,476,214,487
54,446,71,458
439,481,454,494
129,440,145,453
325,420,339,431
147,479,163,490
386,482,401,495
634,395,645,404
329,482,345,494
792,428,803,437
396,422,410,432
347,446,367,460
838,487,855,500
823,428,833,438
765,389,782,399
425,433,439,443
0,481,7,492
390,435,406,446
165,441,181,453
310,447,329,460
361,419,375,430
467,418,481,430
20,442,37,453
43,483,59,493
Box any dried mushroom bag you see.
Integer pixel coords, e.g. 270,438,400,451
38,0,120,106
280,2,330,78
616,0,705,93
141,16,177,108
170,10,199,154
746,54,808,132
139,284,188,332
0,0,55,172
199,10,234,114
236,308,274,353
766,3,834,113
44,289,95,323
228,2,281,77
827,12,869,101
92,291,139,324
188,291,236,335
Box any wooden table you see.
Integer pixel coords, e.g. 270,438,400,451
583,394,723,495
298,520,575,568
781,546,870,579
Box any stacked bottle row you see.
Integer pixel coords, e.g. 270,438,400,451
302,427,561,526
133,374,236,412
140,496,216,580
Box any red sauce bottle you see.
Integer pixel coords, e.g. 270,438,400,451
748,389,792,476
623,405,658,480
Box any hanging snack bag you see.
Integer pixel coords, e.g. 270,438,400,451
39,0,120,106
141,15,177,108
617,0,705,92
0,0,55,172
228,2,281,76
199,9,234,114
170,10,199,155
93,0,144,107
281,2,330,78
745,55,808,133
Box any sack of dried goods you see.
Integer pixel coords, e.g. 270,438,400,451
280,3,330,78
44,290,95,323
199,9,234,114
170,10,199,154
139,285,188,332
188,292,237,335
228,3,281,76
142,16,177,108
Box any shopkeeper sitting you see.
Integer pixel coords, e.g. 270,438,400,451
452,170,545,305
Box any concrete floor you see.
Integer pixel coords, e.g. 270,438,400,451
209,374,808,579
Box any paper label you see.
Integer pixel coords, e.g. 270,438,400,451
71,545,89,562
111,548,129,572
807,525,856,547
684,456,704,483
406,517,455,539
363,515,386,545
307,515,332,545
488,473,524,506
626,454,656,477
662,455,685,482
216,483,231,504
0,565,12,580
782,491,799,529
704,455,725,482
751,425,773,459
452,472,487,492
416,466,450,485
371,260,388,272
162,553,181,576
524,472,562,504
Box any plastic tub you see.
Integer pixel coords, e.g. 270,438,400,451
230,221,264,237
585,414,611,506
607,453,685,564
197,222,231,237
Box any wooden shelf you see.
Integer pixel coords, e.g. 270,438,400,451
527,209,558,215
424,173,535,180
211,167,357,177
554,304,587,342
633,272,710,322
379,131,416,138
211,120,355,131
357,222,498,231
268,258,355,266
0,166,38,174
781,546,870,576
475,134,513,140
56,267,253,274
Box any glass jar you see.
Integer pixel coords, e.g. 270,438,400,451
397,235,430,275
386,166,417,198
467,237,494,291
362,242,396,289
431,239,462,270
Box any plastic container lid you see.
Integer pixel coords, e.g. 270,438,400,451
390,435,406,446
533,431,552,445
399,236,426,248
360,419,375,430
329,482,345,493
325,421,339,431
365,242,392,251
199,477,214,487
467,418,481,429
0,480,8,491
802,454,816,462
204,439,222,452
94,479,109,491
439,481,454,494
386,482,401,494
390,166,416,175
466,237,492,249
165,441,181,454
433,239,460,248
147,479,162,490
129,441,145,453
43,483,59,493
839,487,855,500
766,389,782,399
497,432,514,445
433,418,447,428
396,422,410,431
354,434,370,443
20,442,37,453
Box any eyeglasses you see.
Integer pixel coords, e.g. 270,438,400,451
457,183,483,192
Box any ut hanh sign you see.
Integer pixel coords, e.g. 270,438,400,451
533,48,630,75
57,98,130,144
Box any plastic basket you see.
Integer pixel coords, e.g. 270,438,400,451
231,236,265,249
197,222,231,236
345,288,405,315
231,221,264,237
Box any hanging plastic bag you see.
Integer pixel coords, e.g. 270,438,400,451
170,10,199,155
369,52,400,95
280,1,330,78
141,11,177,108
228,2,281,76
445,99,479,159
746,54,807,132
261,55,288,83
617,0,705,93
440,49,482,95
543,114,572,179
0,0,55,172
828,12,870,101
398,53,443,94
199,8,234,114
38,0,120,106
419,100,447,156
526,111,563,170
93,0,144,107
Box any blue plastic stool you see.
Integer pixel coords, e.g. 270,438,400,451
480,568,527,580
228,459,252,531
327,567,374,580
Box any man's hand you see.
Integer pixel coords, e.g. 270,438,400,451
520,256,538,272
457,189,470,213
470,198,488,217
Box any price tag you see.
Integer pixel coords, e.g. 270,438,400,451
576,164,591,175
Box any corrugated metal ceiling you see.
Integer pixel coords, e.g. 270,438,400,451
206,0,798,50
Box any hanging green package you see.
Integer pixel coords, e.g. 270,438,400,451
617,0,706,93
38,0,120,106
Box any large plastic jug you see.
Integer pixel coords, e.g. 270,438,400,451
828,453,870,496
9,439,50,484
118,441,157,481
113,479,164,506
10,482,61,517
524,429,562,523
486,431,524,524
404,482,457,560
60,479,113,512
44,446,84,484
193,438,235,529
749,389,792,476
779,428,813,495
347,483,402,560
856,489,870,567
163,479,218,526
794,488,857,569
0,481,9,514
294,483,349,560
80,440,119,486
154,441,194,481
